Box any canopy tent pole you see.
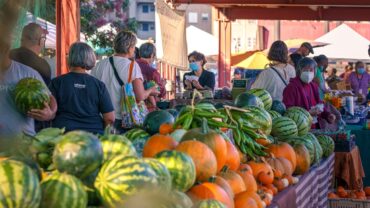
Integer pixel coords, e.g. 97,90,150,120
56,0,80,76
217,9,231,87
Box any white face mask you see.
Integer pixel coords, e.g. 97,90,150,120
300,71,314,83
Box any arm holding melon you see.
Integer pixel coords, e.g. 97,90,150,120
27,95,57,121
102,112,115,127
133,78,159,102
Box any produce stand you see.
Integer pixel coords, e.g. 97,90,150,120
268,154,334,208
334,146,365,189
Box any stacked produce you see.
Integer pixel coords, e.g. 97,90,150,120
328,186,370,200
0,88,336,208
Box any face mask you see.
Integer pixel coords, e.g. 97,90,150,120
300,71,314,83
151,62,157,69
189,62,199,71
357,68,365,74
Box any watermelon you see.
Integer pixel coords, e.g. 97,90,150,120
144,110,175,135
271,117,298,138
234,92,264,108
271,100,286,115
80,169,101,206
285,111,311,136
285,107,313,123
99,134,137,162
243,106,272,135
13,77,50,114
166,109,179,119
268,110,281,120
316,135,335,158
40,172,87,208
9,156,42,181
143,158,172,192
155,150,196,192
124,128,150,157
303,133,323,164
170,129,187,142
169,191,193,208
94,156,159,207
0,160,41,208
53,131,103,179
248,88,273,110
194,199,226,208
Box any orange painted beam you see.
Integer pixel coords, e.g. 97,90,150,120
218,10,232,87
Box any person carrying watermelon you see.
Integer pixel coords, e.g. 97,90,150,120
283,57,336,129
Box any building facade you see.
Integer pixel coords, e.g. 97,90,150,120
128,0,156,40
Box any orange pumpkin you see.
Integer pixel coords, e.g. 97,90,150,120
267,155,293,176
235,191,265,208
292,144,311,175
355,190,366,198
159,123,174,135
181,122,227,172
212,176,235,199
176,140,217,182
187,182,234,208
364,187,370,196
218,169,246,195
234,195,258,208
238,149,248,163
237,170,258,193
265,184,278,195
255,137,272,147
248,160,274,185
224,141,240,171
272,169,283,179
267,142,297,171
142,134,178,157
238,163,253,175
328,192,339,199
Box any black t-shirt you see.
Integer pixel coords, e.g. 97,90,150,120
49,72,114,134
183,70,215,90
289,53,303,69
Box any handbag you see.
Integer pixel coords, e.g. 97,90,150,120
109,57,148,129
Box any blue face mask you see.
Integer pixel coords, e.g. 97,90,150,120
358,68,366,74
189,62,199,71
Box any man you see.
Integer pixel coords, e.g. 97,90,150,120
289,42,314,69
136,42,165,111
313,55,329,100
10,23,51,85
0,39,57,137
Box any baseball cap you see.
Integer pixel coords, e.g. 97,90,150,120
301,42,314,54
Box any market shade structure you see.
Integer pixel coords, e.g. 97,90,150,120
313,24,370,61
234,51,269,69
284,38,328,53
186,25,219,56
231,50,260,66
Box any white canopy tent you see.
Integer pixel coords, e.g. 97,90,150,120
313,24,370,61
186,25,218,56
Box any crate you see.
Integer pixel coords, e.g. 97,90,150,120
329,198,370,208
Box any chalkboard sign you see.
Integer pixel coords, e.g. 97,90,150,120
232,79,248,89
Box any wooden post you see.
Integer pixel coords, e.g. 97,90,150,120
217,9,231,87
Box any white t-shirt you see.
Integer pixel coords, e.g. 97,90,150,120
91,56,143,119
0,61,45,136
252,63,296,101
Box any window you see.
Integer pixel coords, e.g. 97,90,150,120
142,23,149,31
142,5,149,13
150,5,155,12
150,24,155,30
188,12,198,23
201,13,209,21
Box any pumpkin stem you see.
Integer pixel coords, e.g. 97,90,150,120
208,176,216,183
201,118,210,134
220,165,229,173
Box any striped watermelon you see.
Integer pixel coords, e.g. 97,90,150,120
268,110,281,120
95,156,159,207
234,92,264,109
194,199,226,208
0,160,41,208
271,100,286,115
243,106,272,135
155,150,196,192
124,128,150,156
271,117,298,138
316,135,335,158
99,134,137,162
40,171,87,208
303,133,323,164
168,191,193,208
248,88,273,110
285,111,311,136
53,131,103,179
285,107,313,123
143,158,172,192
13,77,50,114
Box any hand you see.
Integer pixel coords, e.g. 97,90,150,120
27,102,54,121
184,80,192,89
149,86,160,96
327,113,336,124
192,80,203,89
309,108,321,116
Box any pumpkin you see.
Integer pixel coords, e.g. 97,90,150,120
218,168,246,195
364,187,370,196
142,134,178,158
175,140,217,182
265,184,278,196
237,170,258,193
224,141,240,171
234,191,265,208
234,195,258,208
267,142,297,171
187,182,234,208
238,163,253,175
181,120,227,172
238,149,248,163
247,160,274,185
273,178,289,192
292,144,311,175
266,155,293,176
159,123,174,135
211,176,234,199
328,192,339,199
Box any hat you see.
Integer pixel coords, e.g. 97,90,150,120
234,68,243,75
301,42,314,54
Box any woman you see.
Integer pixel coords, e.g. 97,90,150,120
313,55,329,99
326,68,342,89
347,61,369,100
251,40,296,101
283,58,336,127
183,51,215,91
49,42,115,134
91,31,159,133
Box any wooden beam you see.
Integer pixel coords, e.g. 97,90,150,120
223,6,370,21
218,10,231,87
170,0,370,6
